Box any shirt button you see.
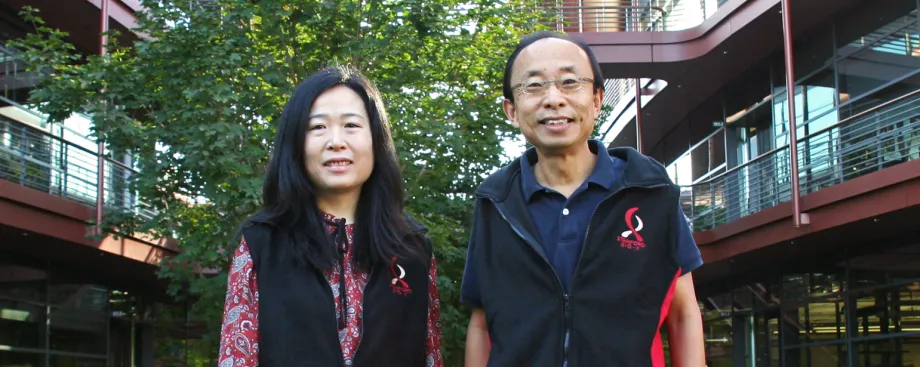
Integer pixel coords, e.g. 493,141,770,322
563,208,570,216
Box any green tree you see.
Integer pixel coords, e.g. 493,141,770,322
11,0,549,363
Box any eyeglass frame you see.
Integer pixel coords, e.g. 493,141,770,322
510,77,596,97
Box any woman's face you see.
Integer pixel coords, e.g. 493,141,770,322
304,85,375,198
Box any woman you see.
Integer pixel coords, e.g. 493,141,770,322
217,66,443,367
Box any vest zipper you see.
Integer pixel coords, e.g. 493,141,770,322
491,201,569,367
350,265,374,365
320,269,347,367
488,182,671,365
565,182,670,361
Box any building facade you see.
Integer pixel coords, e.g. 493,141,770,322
577,0,920,365
0,1,208,366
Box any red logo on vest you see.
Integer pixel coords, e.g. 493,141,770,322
617,207,646,250
389,256,412,296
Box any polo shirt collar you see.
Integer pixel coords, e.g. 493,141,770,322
520,139,619,202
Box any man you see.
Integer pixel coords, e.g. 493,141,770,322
461,31,706,366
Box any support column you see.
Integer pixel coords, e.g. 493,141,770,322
95,0,109,233
635,78,643,153
780,0,806,227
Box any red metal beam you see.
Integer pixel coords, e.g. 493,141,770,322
693,158,920,259
95,0,108,234
695,179,920,288
780,0,804,228
577,0,777,70
0,198,177,263
83,0,139,31
0,180,179,252
635,78,643,153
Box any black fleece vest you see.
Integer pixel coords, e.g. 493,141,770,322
243,223,432,367
467,147,684,366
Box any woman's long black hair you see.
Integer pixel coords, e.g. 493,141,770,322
244,66,426,270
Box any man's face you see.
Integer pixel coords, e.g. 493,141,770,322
503,38,603,154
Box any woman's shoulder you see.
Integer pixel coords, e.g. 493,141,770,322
402,214,428,234
237,218,277,260
400,214,434,256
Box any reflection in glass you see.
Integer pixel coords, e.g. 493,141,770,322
705,316,734,367
49,354,107,367
0,350,45,367
48,307,107,356
0,299,46,349
838,12,919,102
0,258,47,304
48,282,107,312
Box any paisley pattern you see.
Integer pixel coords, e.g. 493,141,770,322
216,214,443,367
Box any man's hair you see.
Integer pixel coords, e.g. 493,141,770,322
502,31,605,102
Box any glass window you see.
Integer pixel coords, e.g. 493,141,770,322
771,20,835,90
704,316,734,367
0,350,46,367
48,307,107,356
837,10,919,101
785,342,848,367
47,269,109,356
690,140,711,181
0,299,46,349
49,353,107,367
0,255,47,304
109,290,147,321
852,335,920,367
48,268,107,312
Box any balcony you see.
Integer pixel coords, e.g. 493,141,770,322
0,103,156,223
0,61,176,288
0,99,179,297
680,87,920,232
537,0,744,144
539,0,734,33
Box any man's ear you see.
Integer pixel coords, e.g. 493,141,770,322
593,87,604,116
503,98,519,128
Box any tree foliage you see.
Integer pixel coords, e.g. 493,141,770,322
11,0,549,363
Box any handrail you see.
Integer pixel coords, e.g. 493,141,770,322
680,88,920,231
539,0,742,33
691,162,726,185
0,145,97,188
685,145,787,187
0,95,99,145
835,15,917,60
799,88,920,143
1,116,156,221
681,77,920,188
0,110,138,173
539,4,673,32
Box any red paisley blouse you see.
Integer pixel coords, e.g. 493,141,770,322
217,214,443,367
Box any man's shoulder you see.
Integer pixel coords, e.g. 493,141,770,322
475,156,524,198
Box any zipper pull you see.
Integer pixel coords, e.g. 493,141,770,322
564,294,571,311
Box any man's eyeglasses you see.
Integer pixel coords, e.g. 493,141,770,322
511,77,595,96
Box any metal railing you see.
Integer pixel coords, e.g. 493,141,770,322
541,5,666,32
540,0,736,33
602,77,637,112
554,0,744,142
0,112,156,222
0,45,36,103
682,88,920,231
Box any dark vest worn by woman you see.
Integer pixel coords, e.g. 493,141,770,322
242,221,432,367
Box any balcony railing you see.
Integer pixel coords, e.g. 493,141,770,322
682,86,920,231
0,109,156,222
540,0,735,33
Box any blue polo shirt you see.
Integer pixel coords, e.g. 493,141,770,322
519,141,703,292
461,141,703,305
